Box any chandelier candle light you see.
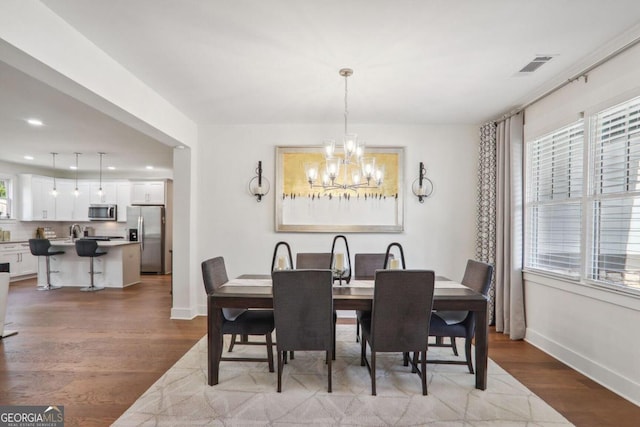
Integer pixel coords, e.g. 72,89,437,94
304,68,384,192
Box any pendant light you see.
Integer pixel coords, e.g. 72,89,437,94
73,152,81,197
97,152,105,197
51,152,58,197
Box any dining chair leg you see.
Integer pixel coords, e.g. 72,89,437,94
332,323,336,360
411,351,418,373
403,351,409,366
451,336,458,356
277,351,284,392
421,350,428,395
465,338,474,374
371,351,377,396
327,351,332,393
228,334,237,352
266,332,275,372
356,319,360,342
360,334,366,366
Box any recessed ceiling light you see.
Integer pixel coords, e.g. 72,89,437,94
69,165,77,170
145,165,154,170
175,145,186,149
107,166,116,170
24,155,34,160
26,118,43,126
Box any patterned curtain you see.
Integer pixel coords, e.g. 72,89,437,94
477,122,497,323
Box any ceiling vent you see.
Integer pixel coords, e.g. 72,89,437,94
519,56,554,73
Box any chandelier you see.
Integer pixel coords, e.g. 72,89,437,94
304,68,384,192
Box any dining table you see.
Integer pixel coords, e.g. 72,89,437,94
207,274,489,390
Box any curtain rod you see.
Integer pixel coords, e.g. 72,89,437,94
493,34,640,123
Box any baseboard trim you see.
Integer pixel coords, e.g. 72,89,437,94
526,328,640,406
170,306,198,320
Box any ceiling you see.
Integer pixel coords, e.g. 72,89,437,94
3,0,640,173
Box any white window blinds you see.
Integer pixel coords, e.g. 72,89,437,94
589,96,640,289
525,121,584,277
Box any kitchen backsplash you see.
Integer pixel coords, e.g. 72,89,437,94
0,221,128,242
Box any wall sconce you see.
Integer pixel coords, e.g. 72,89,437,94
411,162,433,203
248,161,270,202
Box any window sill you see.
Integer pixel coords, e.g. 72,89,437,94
523,269,640,310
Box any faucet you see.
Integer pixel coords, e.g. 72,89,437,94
70,223,83,240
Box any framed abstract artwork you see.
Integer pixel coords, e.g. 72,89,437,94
275,146,404,232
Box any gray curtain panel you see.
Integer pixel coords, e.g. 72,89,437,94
476,122,497,324
495,113,526,339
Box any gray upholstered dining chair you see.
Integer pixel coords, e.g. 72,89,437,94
428,259,493,374
272,269,334,393
201,256,275,372
353,253,388,342
228,240,294,353
295,252,332,269
360,270,435,396
295,252,336,360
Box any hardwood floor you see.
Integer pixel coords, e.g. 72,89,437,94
1,275,638,426
0,275,206,427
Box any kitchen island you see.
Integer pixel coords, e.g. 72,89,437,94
36,240,141,288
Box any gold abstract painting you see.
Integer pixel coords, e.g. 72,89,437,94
276,146,404,232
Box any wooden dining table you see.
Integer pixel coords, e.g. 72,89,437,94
207,274,489,390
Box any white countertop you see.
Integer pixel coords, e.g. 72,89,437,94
49,239,139,247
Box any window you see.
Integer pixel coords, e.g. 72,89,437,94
0,177,13,219
526,95,640,291
588,97,640,289
525,121,584,277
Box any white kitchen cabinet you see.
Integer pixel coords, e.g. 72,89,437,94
20,174,56,221
0,243,37,278
55,180,90,221
73,182,91,221
90,182,118,204
130,181,165,205
55,179,76,221
116,182,130,222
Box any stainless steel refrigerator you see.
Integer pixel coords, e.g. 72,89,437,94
127,205,165,274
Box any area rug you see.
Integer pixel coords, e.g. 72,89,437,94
113,325,573,426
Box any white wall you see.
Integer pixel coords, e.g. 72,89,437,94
194,123,479,314
524,42,640,405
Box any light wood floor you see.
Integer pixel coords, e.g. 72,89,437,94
1,275,638,426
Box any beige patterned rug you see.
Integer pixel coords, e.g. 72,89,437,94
114,325,573,426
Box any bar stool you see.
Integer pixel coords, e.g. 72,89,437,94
75,239,107,292
29,239,64,291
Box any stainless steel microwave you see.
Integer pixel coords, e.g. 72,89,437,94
88,204,117,221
